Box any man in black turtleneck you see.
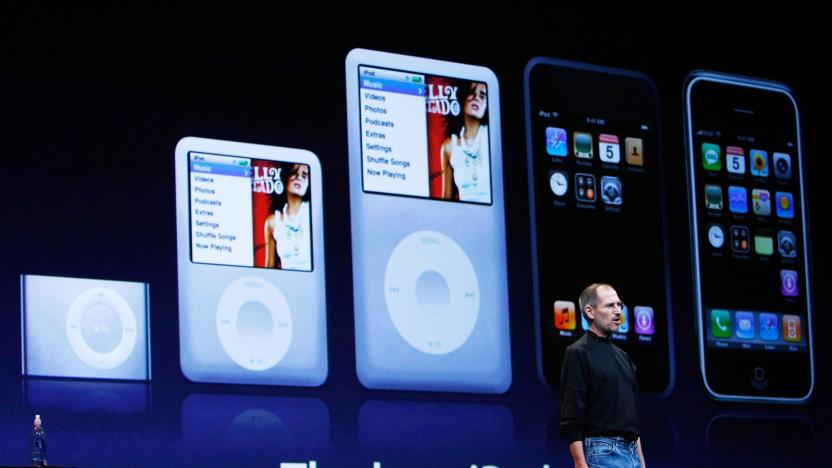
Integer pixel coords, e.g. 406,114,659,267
561,283,646,468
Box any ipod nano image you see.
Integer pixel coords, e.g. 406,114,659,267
175,137,327,387
346,49,511,393
21,274,151,381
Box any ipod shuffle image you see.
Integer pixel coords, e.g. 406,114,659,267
21,274,151,381
175,137,327,387
346,49,512,393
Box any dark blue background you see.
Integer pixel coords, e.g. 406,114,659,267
1,8,827,467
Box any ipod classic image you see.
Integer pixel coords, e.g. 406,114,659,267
175,137,327,387
21,274,151,381
346,49,511,393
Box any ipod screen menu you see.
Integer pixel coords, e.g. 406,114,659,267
188,152,314,272
358,65,492,205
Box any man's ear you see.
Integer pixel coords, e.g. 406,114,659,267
585,306,594,321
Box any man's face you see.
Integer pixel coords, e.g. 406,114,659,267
586,286,622,336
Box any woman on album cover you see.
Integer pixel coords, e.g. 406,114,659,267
264,163,312,271
441,81,490,203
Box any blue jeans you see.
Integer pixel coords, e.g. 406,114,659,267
584,436,641,468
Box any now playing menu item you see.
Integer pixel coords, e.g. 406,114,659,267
347,49,511,394
176,137,327,387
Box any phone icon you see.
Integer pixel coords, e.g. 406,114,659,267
711,309,731,338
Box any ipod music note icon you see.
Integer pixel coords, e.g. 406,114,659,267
554,300,576,331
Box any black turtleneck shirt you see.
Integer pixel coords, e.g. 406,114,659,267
560,330,641,443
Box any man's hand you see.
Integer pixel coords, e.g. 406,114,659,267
569,440,589,468
637,437,646,468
